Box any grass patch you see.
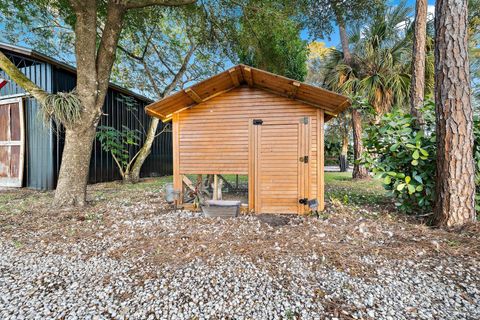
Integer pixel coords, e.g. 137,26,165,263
325,172,391,207
124,176,172,192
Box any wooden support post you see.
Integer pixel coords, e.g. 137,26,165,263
317,109,325,211
236,174,239,189
172,113,183,204
182,175,196,192
213,174,219,200
196,174,203,189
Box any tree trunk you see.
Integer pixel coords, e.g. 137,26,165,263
433,0,476,226
339,132,349,172
351,109,369,179
54,125,97,206
338,23,352,65
337,20,368,179
410,0,427,128
127,117,160,183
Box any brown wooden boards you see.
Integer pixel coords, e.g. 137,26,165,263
178,87,319,176
0,98,24,187
251,118,311,214
169,86,325,213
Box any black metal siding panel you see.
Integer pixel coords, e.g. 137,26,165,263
52,67,173,185
140,115,173,178
51,67,76,186
0,54,55,190
89,89,173,183
1,50,172,190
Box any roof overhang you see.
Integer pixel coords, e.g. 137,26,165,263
145,64,351,122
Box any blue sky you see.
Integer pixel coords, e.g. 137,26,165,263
307,0,436,48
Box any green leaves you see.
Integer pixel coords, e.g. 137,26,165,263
363,101,480,215
412,150,419,159
96,124,141,172
361,101,438,214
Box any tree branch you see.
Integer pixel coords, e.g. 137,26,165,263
161,43,196,97
111,152,126,179
96,2,127,109
151,43,176,76
0,50,49,103
125,0,196,9
141,59,164,97
71,0,98,105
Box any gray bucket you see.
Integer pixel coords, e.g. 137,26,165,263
202,200,241,218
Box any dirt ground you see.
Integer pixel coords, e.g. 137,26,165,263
1,174,478,276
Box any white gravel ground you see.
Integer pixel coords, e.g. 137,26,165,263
1,237,479,320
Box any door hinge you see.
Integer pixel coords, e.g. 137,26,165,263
299,155,309,163
300,116,309,124
299,198,308,205
253,119,263,125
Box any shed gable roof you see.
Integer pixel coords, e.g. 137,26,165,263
145,64,350,122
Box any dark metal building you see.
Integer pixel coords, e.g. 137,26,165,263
0,43,172,190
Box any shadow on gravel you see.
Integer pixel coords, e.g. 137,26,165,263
256,214,293,227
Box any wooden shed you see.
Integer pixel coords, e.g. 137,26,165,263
146,65,350,214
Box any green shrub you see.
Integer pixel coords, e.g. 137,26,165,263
363,101,480,215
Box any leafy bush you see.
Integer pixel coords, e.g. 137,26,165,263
96,125,141,174
363,101,480,215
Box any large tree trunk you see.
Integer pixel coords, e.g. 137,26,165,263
433,0,476,226
351,109,369,179
54,125,97,206
410,0,427,128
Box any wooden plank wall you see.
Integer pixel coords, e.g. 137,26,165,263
174,86,325,209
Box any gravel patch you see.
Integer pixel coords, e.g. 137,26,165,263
1,238,479,320
1,180,479,319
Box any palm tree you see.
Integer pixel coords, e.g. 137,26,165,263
320,2,434,178
323,2,435,119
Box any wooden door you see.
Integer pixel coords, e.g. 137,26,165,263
250,118,310,214
0,98,25,187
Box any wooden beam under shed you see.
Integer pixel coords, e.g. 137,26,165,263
229,68,240,87
185,88,203,103
242,66,254,87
